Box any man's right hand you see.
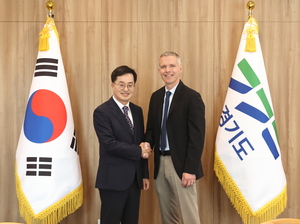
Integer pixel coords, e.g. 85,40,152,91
140,142,152,159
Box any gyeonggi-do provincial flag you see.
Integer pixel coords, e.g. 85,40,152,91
15,15,83,224
214,15,287,224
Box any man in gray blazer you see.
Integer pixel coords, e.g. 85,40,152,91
145,52,206,224
93,65,150,224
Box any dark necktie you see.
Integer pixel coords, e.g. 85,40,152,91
160,91,171,151
122,106,134,134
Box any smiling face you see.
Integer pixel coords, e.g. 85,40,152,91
111,73,135,105
158,55,182,90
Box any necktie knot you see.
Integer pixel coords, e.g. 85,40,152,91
166,91,171,98
123,106,129,113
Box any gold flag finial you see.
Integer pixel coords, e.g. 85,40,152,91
46,1,55,18
247,1,255,10
247,1,255,18
46,1,54,10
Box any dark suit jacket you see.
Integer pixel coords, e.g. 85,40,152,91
93,97,149,191
145,80,205,180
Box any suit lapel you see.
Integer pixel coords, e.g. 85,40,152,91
168,80,184,116
109,98,134,138
130,104,140,140
157,88,166,125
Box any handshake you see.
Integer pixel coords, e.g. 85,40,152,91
140,142,152,159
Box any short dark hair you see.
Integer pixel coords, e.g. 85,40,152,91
111,65,137,83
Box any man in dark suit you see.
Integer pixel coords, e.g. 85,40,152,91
93,65,151,224
145,52,206,224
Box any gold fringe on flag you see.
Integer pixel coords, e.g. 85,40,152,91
244,15,258,52
15,163,83,224
214,151,287,224
39,16,60,51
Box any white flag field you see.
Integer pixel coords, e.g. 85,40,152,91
214,16,287,224
15,16,83,224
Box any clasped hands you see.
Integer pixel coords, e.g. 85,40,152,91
140,142,152,159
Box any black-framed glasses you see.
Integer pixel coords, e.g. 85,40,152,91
114,82,135,90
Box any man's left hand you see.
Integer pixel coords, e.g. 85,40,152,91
181,172,196,188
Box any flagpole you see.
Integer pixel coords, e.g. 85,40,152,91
46,1,55,18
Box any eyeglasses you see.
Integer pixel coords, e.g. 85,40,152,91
114,82,135,90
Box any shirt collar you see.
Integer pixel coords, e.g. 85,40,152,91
112,96,130,111
165,82,179,95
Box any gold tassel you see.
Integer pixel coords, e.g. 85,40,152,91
245,32,256,52
39,27,51,51
244,16,258,52
38,16,60,51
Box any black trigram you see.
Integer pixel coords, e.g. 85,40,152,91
70,129,78,153
34,58,58,77
26,157,52,176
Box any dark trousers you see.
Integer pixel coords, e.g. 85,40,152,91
99,180,141,224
